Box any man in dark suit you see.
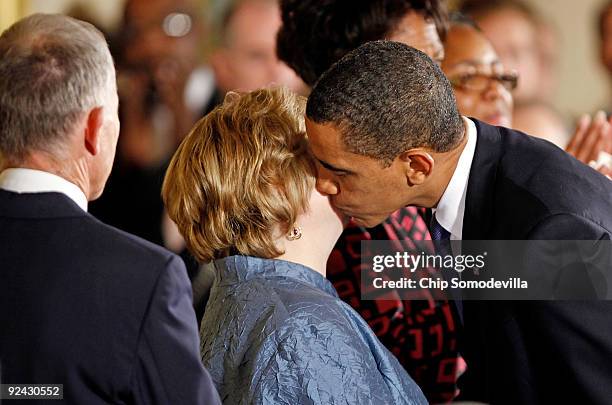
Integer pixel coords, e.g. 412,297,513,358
276,3,462,401
305,40,612,404
0,14,220,404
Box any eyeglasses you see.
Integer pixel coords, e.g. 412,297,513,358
449,71,519,92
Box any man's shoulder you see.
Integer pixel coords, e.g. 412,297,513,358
478,121,571,169
0,190,180,278
468,120,612,236
500,132,612,224
86,214,176,265
477,121,611,197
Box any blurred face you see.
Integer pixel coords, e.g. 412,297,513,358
474,8,539,103
123,0,201,72
442,24,514,127
212,0,305,94
305,119,411,228
387,11,444,64
601,8,612,75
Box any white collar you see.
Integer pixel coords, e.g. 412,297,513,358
432,117,477,240
0,168,88,212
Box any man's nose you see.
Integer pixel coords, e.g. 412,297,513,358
316,176,339,195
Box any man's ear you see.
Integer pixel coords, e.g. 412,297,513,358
84,107,104,156
398,150,434,186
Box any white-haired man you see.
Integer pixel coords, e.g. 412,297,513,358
0,14,220,404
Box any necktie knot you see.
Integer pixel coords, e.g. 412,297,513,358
430,214,451,241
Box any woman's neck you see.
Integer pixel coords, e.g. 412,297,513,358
275,228,339,278
277,250,328,277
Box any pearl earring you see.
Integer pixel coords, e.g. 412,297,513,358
286,226,302,241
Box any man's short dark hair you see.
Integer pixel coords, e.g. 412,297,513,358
306,40,464,166
277,0,448,87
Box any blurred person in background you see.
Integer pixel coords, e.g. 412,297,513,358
460,0,539,103
277,1,463,402
461,0,612,173
460,0,570,147
442,13,515,128
114,0,213,168
162,87,427,405
90,0,213,275
115,0,212,168
573,0,612,174
208,0,306,102
535,17,561,104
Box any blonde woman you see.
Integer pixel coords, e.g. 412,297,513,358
162,87,426,404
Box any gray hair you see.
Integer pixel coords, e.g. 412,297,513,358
0,13,115,161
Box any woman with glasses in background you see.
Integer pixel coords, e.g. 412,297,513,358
442,14,612,177
442,14,517,128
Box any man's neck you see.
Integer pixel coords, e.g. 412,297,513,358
8,153,92,201
426,124,470,209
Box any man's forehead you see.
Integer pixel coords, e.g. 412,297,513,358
305,118,379,172
305,119,345,154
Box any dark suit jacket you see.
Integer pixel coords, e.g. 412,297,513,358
458,119,612,404
0,190,220,405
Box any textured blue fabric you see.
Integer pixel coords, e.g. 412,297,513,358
429,214,450,243
200,255,427,405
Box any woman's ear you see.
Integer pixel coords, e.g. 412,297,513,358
398,150,434,186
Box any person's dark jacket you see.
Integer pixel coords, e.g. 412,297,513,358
0,190,220,405
457,119,612,405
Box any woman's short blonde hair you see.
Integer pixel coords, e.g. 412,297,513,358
162,87,314,262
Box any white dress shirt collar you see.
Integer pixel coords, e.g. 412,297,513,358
432,117,477,240
0,168,88,212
